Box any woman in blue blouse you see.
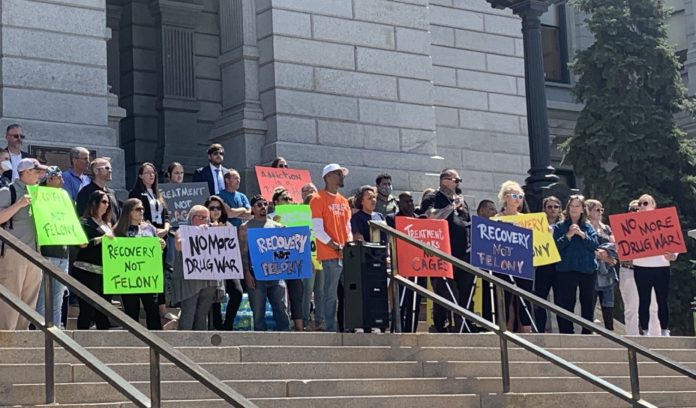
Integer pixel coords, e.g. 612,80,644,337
553,195,598,334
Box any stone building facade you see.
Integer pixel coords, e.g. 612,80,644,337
2,0,538,204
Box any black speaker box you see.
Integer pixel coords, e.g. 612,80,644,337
342,241,389,331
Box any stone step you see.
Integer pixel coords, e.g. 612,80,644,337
481,391,696,408
249,394,481,408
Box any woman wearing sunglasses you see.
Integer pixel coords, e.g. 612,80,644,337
633,194,676,336
533,196,563,332
205,196,243,330
495,181,534,333
586,199,618,331
553,195,599,334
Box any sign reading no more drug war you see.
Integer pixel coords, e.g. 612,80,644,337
609,206,687,261
493,212,561,267
159,182,209,228
102,237,163,294
247,226,313,281
471,216,534,280
179,225,244,280
255,166,312,204
395,217,454,279
28,185,88,246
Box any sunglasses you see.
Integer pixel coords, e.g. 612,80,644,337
211,151,224,156
96,166,113,172
10,134,25,140
508,193,525,200
595,208,604,212
445,177,462,183
545,205,560,209
277,164,288,168
639,201,651,207
208,206,222,211
133,207,145,212
255,202,268,208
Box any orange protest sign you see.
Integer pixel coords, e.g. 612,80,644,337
255,166,313,203
609,207,687,261
395,217,454,279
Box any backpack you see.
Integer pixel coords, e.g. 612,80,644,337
0,185,18,257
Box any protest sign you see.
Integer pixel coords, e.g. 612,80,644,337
471,216,534,280
28,185,88,246
179,225,244,280
493,212,561,267
395,217,454,279
609,207,686,261
274,204,322,270
247,226,313,280
255,166,312,203
102,237,163,294
159,182,209,228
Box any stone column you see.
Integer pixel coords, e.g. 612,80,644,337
211,0,267,179
149,0,204,171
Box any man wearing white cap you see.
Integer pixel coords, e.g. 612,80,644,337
310,163,352,332
0,158,47,329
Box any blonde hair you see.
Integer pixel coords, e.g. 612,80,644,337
497,180,523,209
585,199,602,213
638,194,656,207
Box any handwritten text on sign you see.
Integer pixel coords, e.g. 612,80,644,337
275,204,322,270
28,185,88,246
180,225,244,280
255,166,312,204
471,216,534,280
493,212,561,267
247,226,313,280
159,182,209,228
396,217,454,279
102,237,163,294
609,207,686,261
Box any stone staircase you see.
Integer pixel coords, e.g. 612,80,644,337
1,331,695,407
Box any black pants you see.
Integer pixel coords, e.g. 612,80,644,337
555,271,595,334
433,267,475,333
122,293,162,330
634,266,670,331
400,277,424,333
211,280,243,330
73,268,112,330
533,265,557,333
286,279,304,321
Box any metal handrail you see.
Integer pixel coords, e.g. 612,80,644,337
370,221,696,408
0,228,257,408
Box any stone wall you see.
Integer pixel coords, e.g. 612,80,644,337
0,0,125,188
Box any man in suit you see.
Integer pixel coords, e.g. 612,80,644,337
192,143,227,195
4,124,34,181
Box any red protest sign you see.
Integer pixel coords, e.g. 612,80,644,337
395,217,454,279
609,207,687,261
255,166,313,203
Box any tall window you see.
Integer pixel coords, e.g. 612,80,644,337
666,0,687,65
541,5,569,83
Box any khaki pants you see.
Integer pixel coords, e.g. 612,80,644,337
0,247,42,329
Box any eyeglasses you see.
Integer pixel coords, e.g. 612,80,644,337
508,193,525,200
545,205,560,209
208,206,222,211
96,166,113,172
444,177,462,183
639,201,651,207
211,151,224,156
10,134,25,140
254,202,268,208
133,207,145,212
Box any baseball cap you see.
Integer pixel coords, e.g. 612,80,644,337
40,166,62,182
17,158,48,173
322,163,349,178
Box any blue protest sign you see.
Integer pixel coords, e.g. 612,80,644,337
247,226,313,281
471,216,534,281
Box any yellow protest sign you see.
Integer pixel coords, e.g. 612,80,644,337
493,212,560,267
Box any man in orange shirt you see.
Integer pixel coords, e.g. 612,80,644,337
310,163,352,332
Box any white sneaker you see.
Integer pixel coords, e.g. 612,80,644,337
661,329,671,337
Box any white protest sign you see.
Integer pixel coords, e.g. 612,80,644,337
179,225,243,280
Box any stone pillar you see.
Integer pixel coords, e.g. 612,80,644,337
212,0,267,184
149,0,204,173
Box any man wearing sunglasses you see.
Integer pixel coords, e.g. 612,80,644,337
193,143,228,195
75,157,120,224
3,124,35,181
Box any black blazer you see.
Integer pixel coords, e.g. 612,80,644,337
192,164,228,195
128,186,169,229
75,182,121,225
2,147,33,159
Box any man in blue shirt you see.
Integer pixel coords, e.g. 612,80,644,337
62,147,91,201
218,169,251,227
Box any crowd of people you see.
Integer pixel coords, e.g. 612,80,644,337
0,124,678,336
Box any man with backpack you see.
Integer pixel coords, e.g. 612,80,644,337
0,158,47,329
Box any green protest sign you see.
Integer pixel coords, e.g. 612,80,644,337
102,237,163,294
275,204,322,270
28,185,88,246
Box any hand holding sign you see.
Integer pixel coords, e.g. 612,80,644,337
609,207,686,261
395,217,454,279
247,226,313,280
255,166,312,203
28,185,88,246
493,212,561,267
102,237,163,294
471,216,534,280
179,225,244,280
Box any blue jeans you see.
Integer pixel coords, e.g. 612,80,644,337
302,268,324,327
321,259,343,332
249,279,289,331
36,257,68,327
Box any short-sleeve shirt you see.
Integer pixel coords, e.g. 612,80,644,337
350,211,386,244
218,190,251,227
0,180,37,248
310,190,351,261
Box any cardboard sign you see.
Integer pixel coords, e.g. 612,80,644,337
493,212,561,267
274,204,322,270
395,217,454,279
27,185,88,246
159,182,209,228
471,216,534,280
609,207,686,261
255,166,312,204
247,226,313,281
179,225,244,280
102,237,163,294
